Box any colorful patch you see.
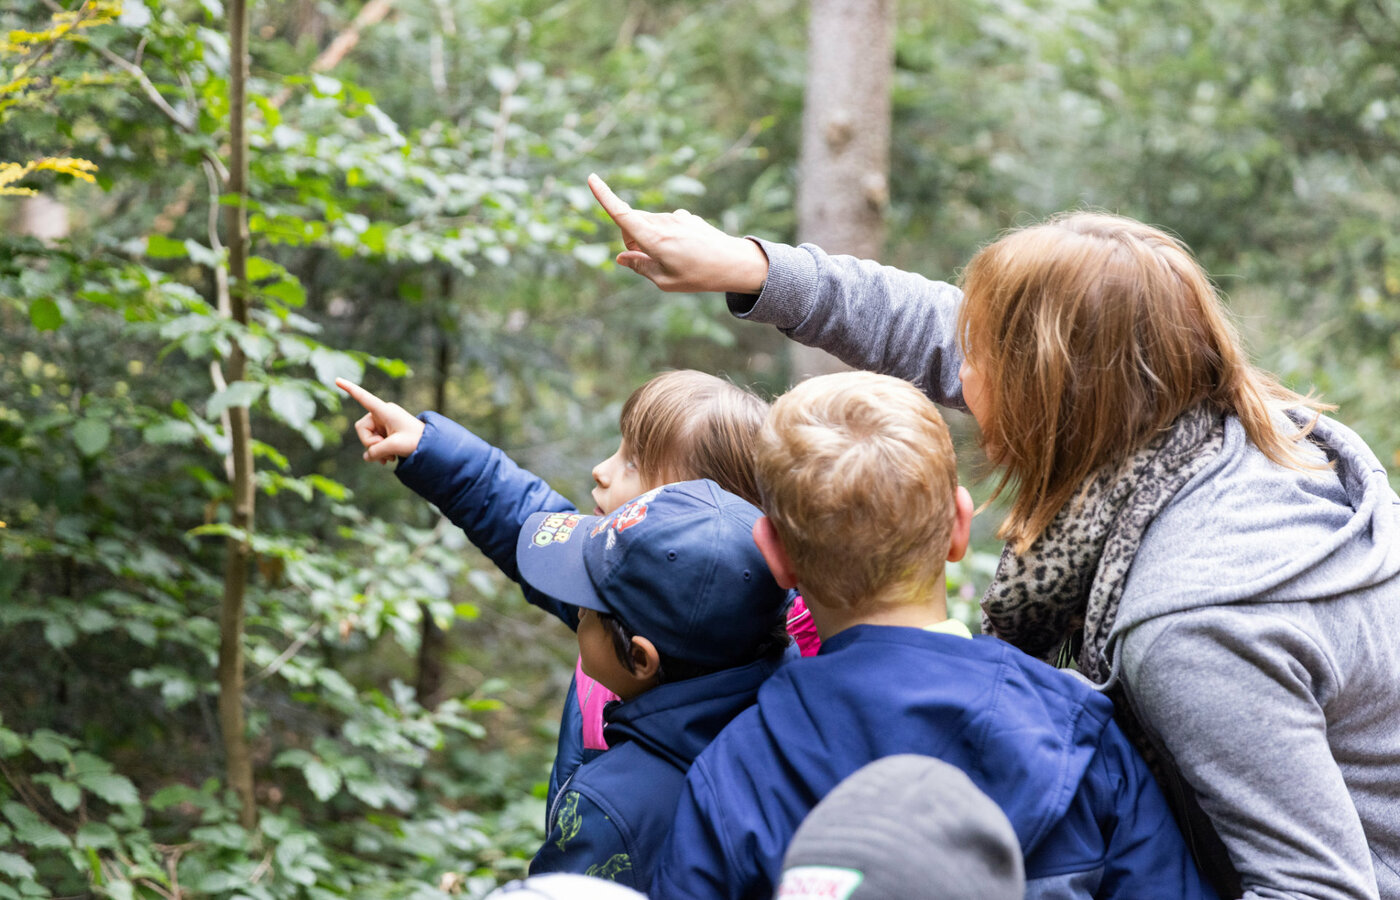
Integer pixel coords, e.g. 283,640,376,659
531,512,582,548
590,487,662,538
553,792,581,851
585,853,632,882
775,866,864,900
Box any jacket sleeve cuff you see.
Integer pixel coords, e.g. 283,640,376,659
725,238,821,330
394,411,490,495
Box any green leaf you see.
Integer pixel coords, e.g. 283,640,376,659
104,881,135,900
142,419,197,446
197,872,248,892
75,772,138,806
43,618,77,649
0,853,35,880
0,728,21,759
191,822,247,849
246,256,281,281
28,298,62,331
26,730,73,763
303,759,342,802
184,240,223,268
207,381,265,419
2,802,70,850
144,234,188,259
572,243,612,267
264,278,306,307
46,779,80,813
268,382,316,430
75,823,120,850
72,418,111,458
309,348,362,386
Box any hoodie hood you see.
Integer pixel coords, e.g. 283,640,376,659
1114,412,1400,637
760,626,1115,858
603,648,792,771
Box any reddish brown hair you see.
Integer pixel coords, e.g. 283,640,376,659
620,369,768,505
957,211,1328,553
755,372,959,612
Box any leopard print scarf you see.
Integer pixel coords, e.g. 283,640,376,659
981,404,1226,684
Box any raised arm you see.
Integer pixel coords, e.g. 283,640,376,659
338,380,579,626
589,175,968,410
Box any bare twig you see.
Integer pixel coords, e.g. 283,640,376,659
266,0,396,109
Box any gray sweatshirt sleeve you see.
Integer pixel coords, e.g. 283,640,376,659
725,239,970,411
1120,609,1377,900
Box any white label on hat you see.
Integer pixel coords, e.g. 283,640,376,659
775,866,864,900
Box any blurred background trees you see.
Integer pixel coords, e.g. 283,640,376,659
1,0,1396,896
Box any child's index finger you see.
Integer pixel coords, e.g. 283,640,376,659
335,377,386,414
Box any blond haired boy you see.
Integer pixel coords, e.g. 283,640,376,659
651,371,1215,900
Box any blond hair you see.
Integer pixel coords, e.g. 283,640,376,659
620,369,768,505
755,372,959,612
957,211,1328,553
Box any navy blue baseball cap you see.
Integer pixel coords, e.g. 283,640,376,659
515,479,787,668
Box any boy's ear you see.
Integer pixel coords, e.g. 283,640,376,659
752,517,799,590
629,635,662,683
947,486,974,563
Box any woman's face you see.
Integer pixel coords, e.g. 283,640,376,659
959,356,989,427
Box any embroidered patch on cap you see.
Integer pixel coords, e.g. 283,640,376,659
775,866,864,900
590,487,662,538
531,512,582,547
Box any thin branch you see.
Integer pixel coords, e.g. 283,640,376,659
687,116,768,180
201,159,236,481
249,619,320,683
490,72,519,166
266,0,397,109
75,33,229,182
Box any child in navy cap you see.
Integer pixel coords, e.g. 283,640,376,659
515,479,791,892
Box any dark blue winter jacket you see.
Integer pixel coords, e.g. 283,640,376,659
653,625,1218,900
531,650,790,891
395,412,593,802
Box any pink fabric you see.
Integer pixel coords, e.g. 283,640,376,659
785,595,822,657
577,656,618,751
574,595,822,753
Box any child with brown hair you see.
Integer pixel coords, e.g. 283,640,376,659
337,370,816,807
653,371,1215,900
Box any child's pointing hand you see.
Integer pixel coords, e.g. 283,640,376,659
336,378,425,464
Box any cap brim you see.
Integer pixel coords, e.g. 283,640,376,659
516,510,609,613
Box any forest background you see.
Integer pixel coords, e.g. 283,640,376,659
2,0,1398,897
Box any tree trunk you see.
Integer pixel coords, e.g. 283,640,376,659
218,0,258,831
415,289,454,711
18,195,69,243
793,0,895,379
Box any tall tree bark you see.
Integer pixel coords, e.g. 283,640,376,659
793,0,895,378
414,282,455,711
218,0,258,830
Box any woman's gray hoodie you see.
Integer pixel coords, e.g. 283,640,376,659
729,238,1400,900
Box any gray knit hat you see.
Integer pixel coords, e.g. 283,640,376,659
485,873,647,899
775,755,1024,900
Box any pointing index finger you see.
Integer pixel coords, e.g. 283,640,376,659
335,377,387,415
587,173,629,219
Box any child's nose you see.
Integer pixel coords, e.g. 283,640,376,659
592,460,608,486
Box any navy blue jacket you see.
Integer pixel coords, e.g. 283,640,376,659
395,412,593,801
654,625,1217,900
531,651,789,891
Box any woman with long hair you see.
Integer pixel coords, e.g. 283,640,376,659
589,175,1400,900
